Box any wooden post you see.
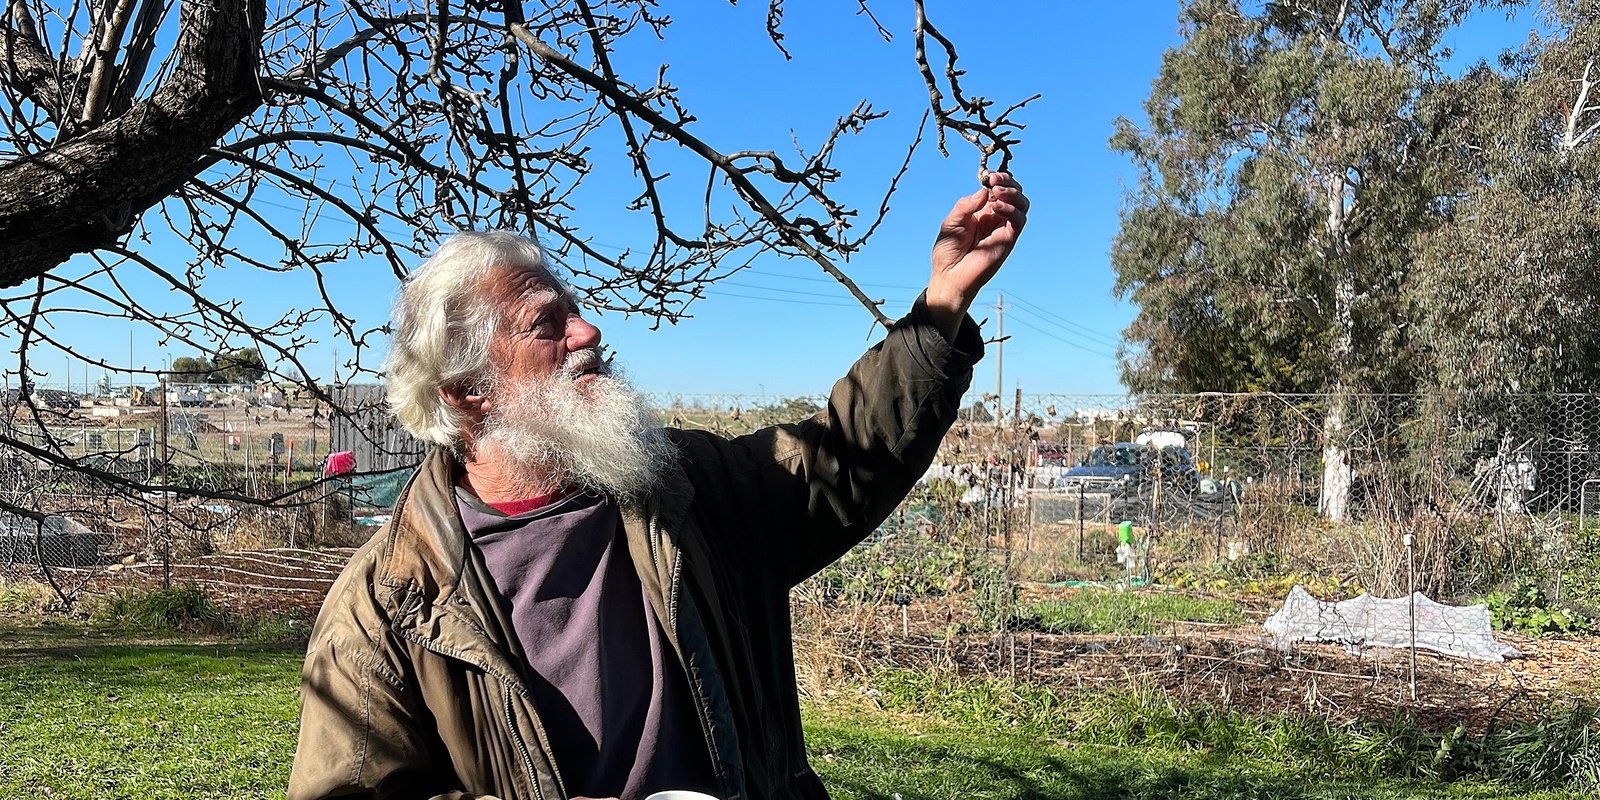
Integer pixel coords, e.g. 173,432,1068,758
159,378,170,590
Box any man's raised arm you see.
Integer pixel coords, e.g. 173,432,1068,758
675,173,1031,585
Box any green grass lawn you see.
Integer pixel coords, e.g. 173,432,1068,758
0,620,1589,799
805,715,1567,800
0,623,303,798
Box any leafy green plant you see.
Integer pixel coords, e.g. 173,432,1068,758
810,534,965,605
969,559,1017,631
1485,578,1593,637
93,584,226,633
807,487,984,606
1563,526,1600,611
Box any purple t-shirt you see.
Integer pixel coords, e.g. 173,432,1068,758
457,489,716,799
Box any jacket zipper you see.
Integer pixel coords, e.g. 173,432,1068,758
483,602,569,800
655,512,736,800
503,684,546,800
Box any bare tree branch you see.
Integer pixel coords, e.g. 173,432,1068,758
512,22,892,326
0,0,265,280
0,0,1026,536
912,0,1035,174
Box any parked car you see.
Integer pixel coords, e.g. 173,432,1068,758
1057,442,1200,496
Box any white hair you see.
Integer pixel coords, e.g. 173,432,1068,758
385,231,552,447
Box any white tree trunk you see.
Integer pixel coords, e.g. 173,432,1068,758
1320,395,1352,523
1320,173,1355,523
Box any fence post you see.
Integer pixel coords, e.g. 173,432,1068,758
1404,533,1416,701
1077,484,1085,561
1215,516,1224,564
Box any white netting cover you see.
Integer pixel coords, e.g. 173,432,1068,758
1264,586,1522,662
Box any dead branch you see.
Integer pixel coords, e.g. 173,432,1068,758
911,0,1036,174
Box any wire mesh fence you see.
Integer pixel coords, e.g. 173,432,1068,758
2,386,1598,714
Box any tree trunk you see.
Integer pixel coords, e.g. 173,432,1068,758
0,0,264,285
1320,392,1353,522
1320,173,1355,523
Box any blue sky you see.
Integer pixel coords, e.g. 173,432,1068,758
18,1,1540,399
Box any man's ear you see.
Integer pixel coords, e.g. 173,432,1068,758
440,385,491,419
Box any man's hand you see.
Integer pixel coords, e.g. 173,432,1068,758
925,172,1029,341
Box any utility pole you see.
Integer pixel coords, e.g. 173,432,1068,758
994,293,1005,428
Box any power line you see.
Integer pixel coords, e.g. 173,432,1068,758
1005,314,1117,359
1005,304,1122,354
1004,294,1124,348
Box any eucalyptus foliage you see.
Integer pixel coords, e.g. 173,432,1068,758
1111,0,1511,395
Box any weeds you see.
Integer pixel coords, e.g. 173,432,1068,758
1016,589,1244,635
0,577,49,613
82,584,315,645
92,584,226,632
1474,704,1600,791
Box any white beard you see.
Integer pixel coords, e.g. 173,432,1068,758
475,353,674,498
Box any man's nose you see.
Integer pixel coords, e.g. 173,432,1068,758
567,315,602,350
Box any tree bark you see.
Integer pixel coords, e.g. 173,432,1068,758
0,0,264,286
1320,173,1355,523
1320,392,1353,522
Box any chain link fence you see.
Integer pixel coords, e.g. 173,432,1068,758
3,385,1599,715
781,392,1600,721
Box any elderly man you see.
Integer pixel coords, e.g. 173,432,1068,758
289,174,1028,800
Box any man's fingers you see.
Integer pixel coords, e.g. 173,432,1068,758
986,182,1029,213
983,171,1023,192
971,197,1027,240
943,186,988,227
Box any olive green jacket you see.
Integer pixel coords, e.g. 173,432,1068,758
287,301,981,800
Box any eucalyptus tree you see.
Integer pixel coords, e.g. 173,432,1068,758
1403,0,1600,510
1111,0,1516,521
1413,0,1600,402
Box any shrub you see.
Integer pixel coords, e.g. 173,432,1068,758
1484,577,1593,637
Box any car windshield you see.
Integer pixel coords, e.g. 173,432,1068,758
1084,446,1190,469
1085,446,1142,467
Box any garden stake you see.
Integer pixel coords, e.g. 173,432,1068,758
1405,533,1417,701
